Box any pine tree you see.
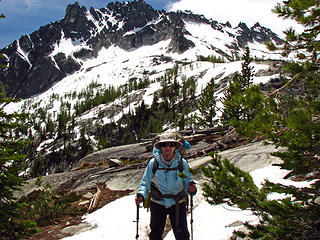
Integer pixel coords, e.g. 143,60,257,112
202,1,320,238
221,47,262,129
202,152,320,239
1,15,35,236
239,46,254,90
221,72,243,123
197,78,218,127
0,87,36,238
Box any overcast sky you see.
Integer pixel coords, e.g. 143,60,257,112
0,0,300,49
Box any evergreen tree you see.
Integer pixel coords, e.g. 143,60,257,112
221,46,262,127
197,78,218,128
1,15,36,236
220,72,242,123
78,126,93,158
185,77,197,102
239,46,254,89
146,116,163,134
0,87,35,238
45,115,55,139
150,95,160,113
202,1,320,239
201,152,320,239
181,75,188,102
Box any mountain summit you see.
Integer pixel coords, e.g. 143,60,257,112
0,0,281,99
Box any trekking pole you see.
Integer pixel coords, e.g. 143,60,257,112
134,203,140,239
190,195,194,240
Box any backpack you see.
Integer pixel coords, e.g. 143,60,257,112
152,157,184,175
143,158,188,209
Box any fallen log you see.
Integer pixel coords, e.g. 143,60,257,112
88,185,101,212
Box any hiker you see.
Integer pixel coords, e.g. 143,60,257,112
135,132,197,240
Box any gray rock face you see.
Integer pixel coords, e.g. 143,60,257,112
236,22,282,48
0,0,282,99
219,141,284,172
73,142,153,169
54,53,81,74
15,141,284,199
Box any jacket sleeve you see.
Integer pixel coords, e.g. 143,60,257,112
181,158,194,193
138,159,154,200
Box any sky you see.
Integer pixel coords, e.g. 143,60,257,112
0,0,301,49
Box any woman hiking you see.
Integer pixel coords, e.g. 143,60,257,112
135,132,197,240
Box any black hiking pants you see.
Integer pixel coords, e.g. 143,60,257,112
149,201,190,240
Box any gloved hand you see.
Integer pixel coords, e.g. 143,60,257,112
188,183,197,195
135,193,144,206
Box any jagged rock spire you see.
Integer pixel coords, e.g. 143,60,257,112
0,0,282,99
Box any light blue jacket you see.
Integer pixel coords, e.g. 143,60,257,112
138,148,194,208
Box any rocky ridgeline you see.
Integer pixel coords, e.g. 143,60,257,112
0,0,281,99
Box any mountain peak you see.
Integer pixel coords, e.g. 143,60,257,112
253,22,261,27
0,0,282,99
64,1,87,23
107,0,149,8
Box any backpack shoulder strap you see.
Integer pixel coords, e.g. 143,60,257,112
152,159,159,175
152,158,184,174
178,159,184,173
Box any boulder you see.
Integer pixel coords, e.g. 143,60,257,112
108,159,123,168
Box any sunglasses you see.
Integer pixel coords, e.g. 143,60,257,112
159,142,177,148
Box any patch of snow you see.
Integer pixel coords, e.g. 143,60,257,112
62,165,309,240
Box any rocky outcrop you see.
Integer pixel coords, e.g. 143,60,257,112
17,127,243,194
54,53,81,74
0,0,282,99
236,22,282,48
14,138,283,201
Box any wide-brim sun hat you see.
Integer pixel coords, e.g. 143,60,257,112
154,132,183,149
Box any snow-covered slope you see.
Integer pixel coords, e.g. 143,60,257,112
61,164,315,239
5,40,280,135
5,23,282,118
1,0,285,175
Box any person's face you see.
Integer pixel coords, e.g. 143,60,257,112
160,142,177,161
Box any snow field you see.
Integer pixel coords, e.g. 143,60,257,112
62,165,315,240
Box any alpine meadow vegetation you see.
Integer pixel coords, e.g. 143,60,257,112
202,0,320,239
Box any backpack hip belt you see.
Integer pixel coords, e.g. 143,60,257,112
150,184,186,202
